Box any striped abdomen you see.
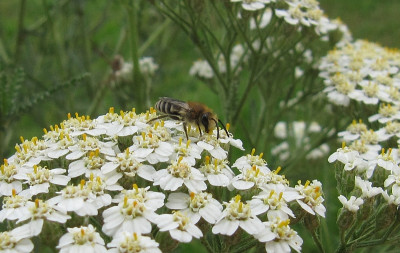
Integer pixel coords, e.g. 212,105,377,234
155,97,189,119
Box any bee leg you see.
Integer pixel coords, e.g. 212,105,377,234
196,122,203,137
147,114,170,124
183,122,189,140
211,118,220,139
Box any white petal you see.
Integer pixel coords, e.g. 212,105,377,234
137,165,156,181
212,218,239,236
66,150,85,160
117,126,139,136
209,147,227,160
232,179,254,190
197,141,214,151
48,149,70,159
239,218,264,235
101,162,120,174
132,148,154,158
166,193,189,209
184,179,207,193
296,200,315,215
51,175,71,186
170,229,193,243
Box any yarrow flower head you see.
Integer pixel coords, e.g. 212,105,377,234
212,195,264,236
295,180,326,217
107,232,161,253
156,211,203,243
256,216,303,253
0,223,35,253
0,104,325,252
57,224,107,253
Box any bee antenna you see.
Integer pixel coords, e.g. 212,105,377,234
217,119,230,138
213,119,230,139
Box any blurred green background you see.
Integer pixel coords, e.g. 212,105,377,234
1,0,400,252
1,0,399,158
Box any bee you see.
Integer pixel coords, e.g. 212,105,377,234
148,97,229,140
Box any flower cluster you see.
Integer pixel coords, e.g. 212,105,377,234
190,1,348,81
323,39,400,249
230,0,341,34
320,40,400,107
0,106,325,252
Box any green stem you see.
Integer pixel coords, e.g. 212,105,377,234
42,0,66,76
139,19,171,55
126,0,144,112
311,228,325,253
14,0,26,63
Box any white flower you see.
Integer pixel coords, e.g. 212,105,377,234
374,148,400,173
189,59,214,79
57,224,107,253
96,108,140,137
271,142,290,161
0,223,35,253
231,0,273,11
338,195,364,212
382,190,400,205
197,137,227,160
139,56,158,76
276,4,309,26
212,195,264,236
199,156,234,187
108,232,161,253
274,121,287,139
171,137,202,166
9,136,51,167
338,119,368,141
112,185,165,210
153,157,206,193
16,165,70,197
232,148,270,173
0,159,22,196
231,165,267,190
256,217,303,253
369,104,400,124
156,211,203,243
249,189,295,219
46,131,76,159
328,143,359,166
0,190,30,222
166,191,223,224
48,180,98,216
306,144,330,160
250,8,273,29
102,185,164,236
66,134,115,160
85,174,122,209
130,131,174,164
68,149,106,178
355,176,383,198
215,125,245,151
62,113,106,137
295,180,326,217
13,199,70,237
102,148,155,181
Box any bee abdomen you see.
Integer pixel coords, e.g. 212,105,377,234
155,99,184,117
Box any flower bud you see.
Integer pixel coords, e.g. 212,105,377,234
337,208,355,230
375,204,397,231
304,213,320,232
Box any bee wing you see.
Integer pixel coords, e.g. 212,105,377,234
157,97,191,117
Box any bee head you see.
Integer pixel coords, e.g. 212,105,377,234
201,112,217,133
